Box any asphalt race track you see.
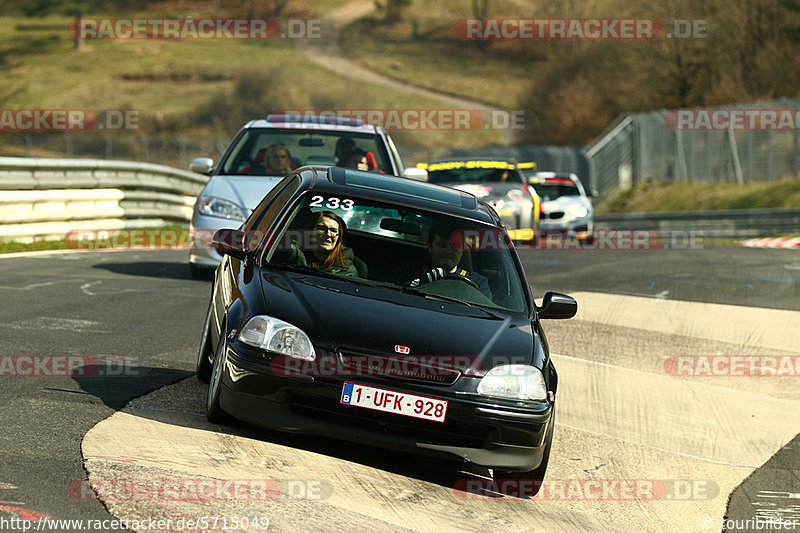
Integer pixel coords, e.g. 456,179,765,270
0,246,798,532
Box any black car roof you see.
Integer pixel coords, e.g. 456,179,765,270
294,167,501,225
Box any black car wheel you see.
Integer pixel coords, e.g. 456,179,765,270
493,410,555,493
190,264,213,280
206,330,233,424
196,301,214,383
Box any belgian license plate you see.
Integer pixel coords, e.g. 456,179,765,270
340,382,448,423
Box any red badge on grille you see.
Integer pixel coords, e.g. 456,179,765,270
394,345,411,355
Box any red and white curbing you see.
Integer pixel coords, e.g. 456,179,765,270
742,237,800,249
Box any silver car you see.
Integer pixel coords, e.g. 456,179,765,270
188,113,408,277
527,172,594,242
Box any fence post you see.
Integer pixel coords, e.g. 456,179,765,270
676,129,687,182
727,128,744,185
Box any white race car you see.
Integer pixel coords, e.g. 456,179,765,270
527,172,594,242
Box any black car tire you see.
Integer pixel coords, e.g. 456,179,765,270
190,264,209,280
493,409,555,493
196,301,214,383
206,331,233,425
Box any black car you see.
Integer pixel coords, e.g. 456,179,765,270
196,166,577,481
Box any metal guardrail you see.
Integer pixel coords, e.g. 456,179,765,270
1,156,796,244
596,208,800,238
0,157,207,242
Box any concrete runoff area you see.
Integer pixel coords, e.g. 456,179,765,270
81,292,800,532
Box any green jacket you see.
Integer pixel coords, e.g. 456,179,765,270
289,244,359,277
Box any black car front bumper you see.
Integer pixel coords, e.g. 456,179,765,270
218,344,554,471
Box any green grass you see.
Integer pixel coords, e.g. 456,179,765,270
339,22,533,109
0,225,191,255
0,238,70,254
597,179,800,214
0,10,501,161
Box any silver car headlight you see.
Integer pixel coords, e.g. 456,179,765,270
237,316,316,361
566,205,589,219
197,196,247,221
477,364,547,401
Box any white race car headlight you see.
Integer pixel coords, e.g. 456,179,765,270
237,316,316,361
566,205,589,219
197,196,247,221
477,364,547,401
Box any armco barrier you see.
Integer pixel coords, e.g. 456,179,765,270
596,208,800,239
0,157,206,242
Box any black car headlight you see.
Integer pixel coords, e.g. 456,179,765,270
237,316,316,361
476,364,547,401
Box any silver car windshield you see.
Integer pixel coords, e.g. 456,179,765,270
219,129,395,176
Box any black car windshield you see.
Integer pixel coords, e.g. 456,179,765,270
427,161,523,185
262,192,529,314
218,128,394,176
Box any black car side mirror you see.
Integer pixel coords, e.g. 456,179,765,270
212,229,248,260
538,291,577,319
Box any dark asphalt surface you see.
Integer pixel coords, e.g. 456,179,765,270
0,245,796,531
520,245,800,311
0,250,206,530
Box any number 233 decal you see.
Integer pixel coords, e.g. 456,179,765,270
309,195,354,210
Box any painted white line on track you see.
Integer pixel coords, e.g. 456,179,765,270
569,291,800,352
552,353,800,468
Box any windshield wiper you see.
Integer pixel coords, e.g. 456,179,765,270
272,263,371,285
396,286,474,308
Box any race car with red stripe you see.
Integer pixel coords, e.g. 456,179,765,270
414,159,540,240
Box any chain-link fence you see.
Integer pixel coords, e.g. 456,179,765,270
583,98,800,196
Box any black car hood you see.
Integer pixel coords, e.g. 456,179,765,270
259,269,536,372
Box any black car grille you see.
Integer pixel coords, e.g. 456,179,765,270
544,211,564,220
289,393,492,449
338,349,461,386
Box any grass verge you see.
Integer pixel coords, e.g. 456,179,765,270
596,180,800,214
